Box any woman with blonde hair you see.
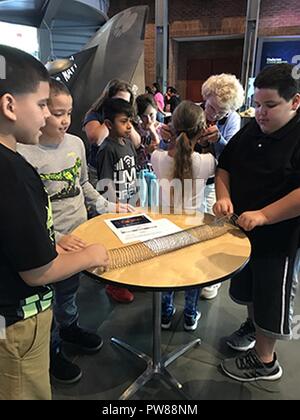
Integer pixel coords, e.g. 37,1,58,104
151,100,216,330
201,73,244,157
199,73,244,299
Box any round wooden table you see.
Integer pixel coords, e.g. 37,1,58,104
73,212,251,400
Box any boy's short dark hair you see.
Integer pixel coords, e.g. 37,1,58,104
49,78,70,97
0,44,49,97
102,98,134,122
254,64,300,101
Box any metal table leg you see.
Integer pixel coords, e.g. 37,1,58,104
111,291,201,400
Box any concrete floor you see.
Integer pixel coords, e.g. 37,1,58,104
52,275,300,400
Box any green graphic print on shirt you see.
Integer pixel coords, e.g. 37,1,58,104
46,194,55,245
18,194,55,320
40,157,82,201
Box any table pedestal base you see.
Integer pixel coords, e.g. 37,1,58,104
111,291,201,400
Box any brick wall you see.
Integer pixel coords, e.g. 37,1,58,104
144,23,156,87
259,0,300,36
108,0,300,90
167,0,247,97
169,0,246,37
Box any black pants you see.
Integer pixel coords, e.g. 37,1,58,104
230,250,300,339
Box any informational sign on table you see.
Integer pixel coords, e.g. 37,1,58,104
105,213,182,244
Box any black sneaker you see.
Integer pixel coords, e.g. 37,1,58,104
226,318,256,351
221,349,283,382
60,323,103,354
50,350,82,384
184,311,201,331
161,307,176,330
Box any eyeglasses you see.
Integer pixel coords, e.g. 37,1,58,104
205,102,228,120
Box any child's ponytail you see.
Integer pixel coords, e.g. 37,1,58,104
173,131,193,183
172,100,206,185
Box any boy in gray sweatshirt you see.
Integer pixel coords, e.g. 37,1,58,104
18,79,132,385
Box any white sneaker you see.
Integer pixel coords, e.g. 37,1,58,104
201,283,221,300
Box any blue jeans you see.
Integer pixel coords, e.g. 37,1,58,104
162,288,201,318
51,274,80,352
157,111,165,123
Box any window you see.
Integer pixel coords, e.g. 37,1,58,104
0,21,39,58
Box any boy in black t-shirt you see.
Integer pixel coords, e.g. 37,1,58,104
214,64,300,382
96,98,138,303
96,98,138,205
0,45,109,400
